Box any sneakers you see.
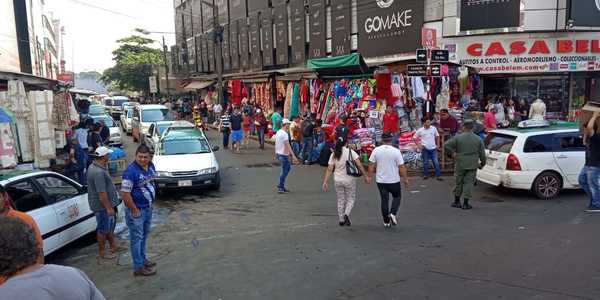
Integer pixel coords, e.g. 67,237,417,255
339,221,345,226
423,176,429,180
586,206,600,212
383,223,391,228
144,260,157,268
451,202,462,209
344,215,351,226
133,267,156,277
389,214,397,226
436,177,443,181
277,187,290,194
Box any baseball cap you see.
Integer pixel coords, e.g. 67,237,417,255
282,118,291,125
94,146,113,157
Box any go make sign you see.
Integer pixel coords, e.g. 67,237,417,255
450,33,600,74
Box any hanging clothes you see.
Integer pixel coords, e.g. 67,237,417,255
375,72,393,106
284,83,294,118
411,77,426,99
290,83,300,118
458,66,469,95
231,80,243,107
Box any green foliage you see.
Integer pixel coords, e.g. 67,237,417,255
100,34,164,93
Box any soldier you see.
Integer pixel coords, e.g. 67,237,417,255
444,120,487,210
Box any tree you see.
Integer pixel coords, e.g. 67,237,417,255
100,33,164,93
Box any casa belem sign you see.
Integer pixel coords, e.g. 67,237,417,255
357,0,423,58
449,33,600,74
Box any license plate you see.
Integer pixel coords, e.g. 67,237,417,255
178,180,192,187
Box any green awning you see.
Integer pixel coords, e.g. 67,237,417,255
306,53,370,77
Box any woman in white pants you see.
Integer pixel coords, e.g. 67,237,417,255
322,137,370,226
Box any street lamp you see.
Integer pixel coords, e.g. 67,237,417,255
135,28,174,99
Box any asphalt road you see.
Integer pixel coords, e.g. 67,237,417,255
48,128,599,300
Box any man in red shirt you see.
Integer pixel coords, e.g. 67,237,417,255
383,106,400,147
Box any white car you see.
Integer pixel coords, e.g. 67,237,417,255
103,96,129,119
132,104,172,143
154,129,220,191
91,114,122,146
143,121,176,152
477,124,584,199
120,107,134,135
1,170,124,256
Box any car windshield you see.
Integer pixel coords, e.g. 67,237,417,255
89,105,105,115
92,115,116,127
484,133,516,153
108,99,128,107
156,123,172,135
142,109,172,122
160,139,211,155
126,109,133,118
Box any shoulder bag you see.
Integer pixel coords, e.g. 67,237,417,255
346,148,363,177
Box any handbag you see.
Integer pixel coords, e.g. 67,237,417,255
345,149,363,177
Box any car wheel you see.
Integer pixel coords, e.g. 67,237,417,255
210,175,221,191
532,171,563,199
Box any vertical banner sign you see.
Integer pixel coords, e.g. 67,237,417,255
249,13,262,69
291,0,306,64
175,7,184,46
239,20,250,69
331,0,351,56
195,36,204,73
193,0,203,34
230,20,240,70
309,0,326,59
202,0,214,32
149,76,157,93
229,0,246,20
274,4,289,65
261,10,274,67
222,25,231,71
207,34,216,72
215,0,228,25
187,38,197,72
460,0,520,31
201,35,209,72
569,0,600,27
421,27,437,48
357,0,423,57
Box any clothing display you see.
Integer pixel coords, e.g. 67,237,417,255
529,99,547,121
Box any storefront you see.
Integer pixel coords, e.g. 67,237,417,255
446,32,600,120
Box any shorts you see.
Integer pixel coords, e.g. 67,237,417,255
95,208,116,235
231,129,244,142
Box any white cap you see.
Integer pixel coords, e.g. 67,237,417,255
282,118,291,125
94,146,113,157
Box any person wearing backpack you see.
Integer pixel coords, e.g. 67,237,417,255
322,137,370,226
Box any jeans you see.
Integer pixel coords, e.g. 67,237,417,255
125,207,153,270
579,166,600,208
277,154,291,189
291,141,302,157
65,164,86,186
376,182,402,223
301,138,314,163
422,148,441,178
222,128,230,149
256,127,265,149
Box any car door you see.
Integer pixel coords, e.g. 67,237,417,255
145,123,155,147
132,107,141,141
5,179,61,255
553,132,586,186
33,175,95,248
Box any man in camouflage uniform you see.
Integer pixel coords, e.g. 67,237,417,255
444,120,487,210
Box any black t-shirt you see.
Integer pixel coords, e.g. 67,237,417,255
301,120,315,137
100,126,110,143
88,132,103,151
586,134,600,167
230,114,243,131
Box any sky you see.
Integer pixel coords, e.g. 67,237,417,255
45,0,176,73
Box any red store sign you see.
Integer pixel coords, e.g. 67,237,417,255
449,33,600,74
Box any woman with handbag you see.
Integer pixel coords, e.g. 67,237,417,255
322,137,370,226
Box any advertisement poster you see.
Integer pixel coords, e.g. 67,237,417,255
308,0,326,59
291,0,306,64
331,0,351,56
357,0,423,57
448,33,600,74
274,4,289,65
460,0,520,31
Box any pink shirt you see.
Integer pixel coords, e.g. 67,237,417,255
484,112,497,130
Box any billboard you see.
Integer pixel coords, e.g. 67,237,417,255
249,13,262,69
308,0,326,59
222,25,231,71
261,10,274,67
0,0,21,72
357,0,423,57
290,0,306,64
239,20,250,69
460,0,520,31
230,20,240,70
331,0,351,56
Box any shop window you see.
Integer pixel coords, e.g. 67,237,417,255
591,77,600,106
524,134,555,153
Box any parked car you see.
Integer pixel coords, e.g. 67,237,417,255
103,96,129,119
0,170,124,256
90,114,122,146
121,101,139,112
476,124,584,199
132,104,172,143
120,107,134,135
154,128,220,191
143,121,176,152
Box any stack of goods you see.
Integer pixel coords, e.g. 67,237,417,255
398,131,419,152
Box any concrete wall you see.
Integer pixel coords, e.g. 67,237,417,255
0,0,21,72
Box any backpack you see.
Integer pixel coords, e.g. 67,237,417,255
317,146,332,167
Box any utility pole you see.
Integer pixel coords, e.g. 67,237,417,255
163,36,170,99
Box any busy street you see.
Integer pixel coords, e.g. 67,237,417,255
2,0,600,299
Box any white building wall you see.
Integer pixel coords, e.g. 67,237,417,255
0,0,21,72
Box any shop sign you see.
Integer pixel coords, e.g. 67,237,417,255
357,0,423,58
309,0,327,59
239,21,250,69
421,28,436,48
222,25,231,71
416,49,427,63
331,0,351,56
149,76,157,93
452,33,600,74
0,0,20,73
274,4,289,65
569,0,600,27
460,0,520,31
230,21,240,70
249,13,262,69
57,72,74,83
407,64,440,76
261,10,274,67
431,49,449,62
291,0,306,65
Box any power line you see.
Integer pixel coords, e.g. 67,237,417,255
66,0,138,19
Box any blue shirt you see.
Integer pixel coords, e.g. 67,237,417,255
121,162,156,208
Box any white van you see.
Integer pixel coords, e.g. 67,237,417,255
132,104,172,143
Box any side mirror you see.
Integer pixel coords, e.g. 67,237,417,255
212,145,220,152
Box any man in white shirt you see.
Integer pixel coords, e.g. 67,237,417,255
275,119,299,194
367,133,409,227
213,103,223,126
415,118,443,181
